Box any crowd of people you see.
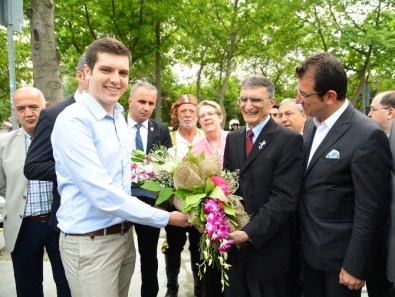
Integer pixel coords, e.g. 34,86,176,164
1,37,395,297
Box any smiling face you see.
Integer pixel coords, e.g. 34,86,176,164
239,86,275,129
84,52,129,114
129,87,157,123
198,104,222,133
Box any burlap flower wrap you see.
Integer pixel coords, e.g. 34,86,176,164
172,155,249,233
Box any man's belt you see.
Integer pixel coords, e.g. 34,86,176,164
24,213,50,222
66,222,133,237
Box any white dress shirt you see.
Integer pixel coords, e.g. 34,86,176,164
52,92,169,234
307,100,349,166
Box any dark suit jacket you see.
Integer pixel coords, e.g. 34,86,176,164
24,96,76,230
387,120,395,282
131,119,172,202
223,118,303,281
301,103,391,279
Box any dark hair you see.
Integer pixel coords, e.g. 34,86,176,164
380,91,395,109
296,52,347,100
241,75,275,98
85,37,131,70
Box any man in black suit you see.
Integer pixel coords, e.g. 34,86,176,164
223,75,304,297
24,52,88,231
127,80,172,297
297,52,391,297
388,114,395,297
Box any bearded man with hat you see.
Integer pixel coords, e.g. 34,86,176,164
163,94,205,297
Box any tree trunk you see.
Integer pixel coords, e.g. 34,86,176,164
28,0,62,104
155,21,162,121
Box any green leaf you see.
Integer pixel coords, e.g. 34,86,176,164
223,204,236,217
200,205,207,222
174,189,193,198
155,187,175,205
205,178,215,193
208,186,227,201
184,193,206,211
141,181,162,192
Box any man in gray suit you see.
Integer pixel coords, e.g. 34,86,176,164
0,87,71,296
297,53,391,297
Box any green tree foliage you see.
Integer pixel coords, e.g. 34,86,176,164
0,28,32,123
1,0,394,124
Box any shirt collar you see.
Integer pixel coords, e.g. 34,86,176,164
82,92,124,120
246,115,270,137
127,115,149,129
313,99,349,129
74,90,84,103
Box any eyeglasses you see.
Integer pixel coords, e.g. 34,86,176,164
239,96,270,105
296,88,325,100
369,107,390,112
199,111,219,119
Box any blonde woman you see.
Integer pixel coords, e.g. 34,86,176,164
192,100,229,167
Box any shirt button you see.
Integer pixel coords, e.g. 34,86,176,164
23,195,26,199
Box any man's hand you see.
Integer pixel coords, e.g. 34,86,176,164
339,267,365,291
168,211,189,227
229,230,249,244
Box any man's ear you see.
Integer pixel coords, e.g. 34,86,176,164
387,108,395,120
83,64,91,79
325,90,338,105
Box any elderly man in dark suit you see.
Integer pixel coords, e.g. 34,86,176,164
297,52,391,297
223,75,304,297
127,80,172,297
24,52,88,231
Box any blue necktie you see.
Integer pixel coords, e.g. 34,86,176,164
135,124,144,152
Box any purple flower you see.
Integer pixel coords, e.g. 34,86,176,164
218,239,233,253
204,198,220,213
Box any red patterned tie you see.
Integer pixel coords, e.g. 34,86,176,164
246,130,254,157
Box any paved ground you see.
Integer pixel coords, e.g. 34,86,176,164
0,228,369,297
0,228,195,297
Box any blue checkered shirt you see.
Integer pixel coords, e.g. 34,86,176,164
24,133,53,217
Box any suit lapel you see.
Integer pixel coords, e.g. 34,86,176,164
305,104,354,175
146,120,156,152
240,120,275,175
303,120,316,170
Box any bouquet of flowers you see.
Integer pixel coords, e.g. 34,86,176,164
131,146,249,290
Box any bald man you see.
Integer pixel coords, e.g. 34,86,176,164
368,91,395,135
0,87,71,297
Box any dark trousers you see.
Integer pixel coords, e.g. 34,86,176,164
164,224,201,256
134,223,160,297
366,235,393,297
303,259,360,297
134,195,161,297
205,265,224,297
11,219,71,297
224,267,287,297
